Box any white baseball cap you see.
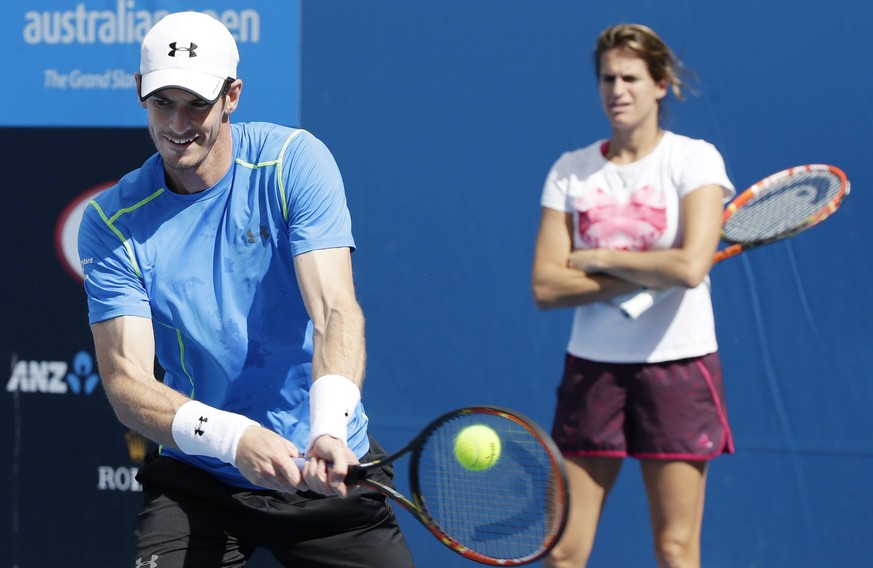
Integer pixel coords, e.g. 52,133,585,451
139,11,239,103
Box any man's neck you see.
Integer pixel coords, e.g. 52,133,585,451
165,130,234,195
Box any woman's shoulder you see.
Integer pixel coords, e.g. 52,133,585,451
551,139,608,171
663,130,720,150
662,131,724,160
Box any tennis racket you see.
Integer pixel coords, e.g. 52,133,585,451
619,164,850,320
296,406,569,566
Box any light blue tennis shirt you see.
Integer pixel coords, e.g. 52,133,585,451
78,122,369,488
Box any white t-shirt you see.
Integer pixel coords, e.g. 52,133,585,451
541,131,735,363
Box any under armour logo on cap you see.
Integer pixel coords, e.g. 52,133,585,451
168,42,198,58
139,11,239,103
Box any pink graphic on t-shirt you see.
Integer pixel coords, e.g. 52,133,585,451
574,185,667,251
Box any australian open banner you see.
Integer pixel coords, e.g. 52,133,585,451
2,0,300,126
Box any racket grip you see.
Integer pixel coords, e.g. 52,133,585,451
619,289,664,320
290,456,362,483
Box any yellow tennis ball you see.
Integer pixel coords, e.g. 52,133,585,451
454,425,501,471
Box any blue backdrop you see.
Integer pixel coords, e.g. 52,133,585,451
1,1,870,567
299,2,872,567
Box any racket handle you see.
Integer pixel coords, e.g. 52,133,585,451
290,456,363,483
619,289,666,320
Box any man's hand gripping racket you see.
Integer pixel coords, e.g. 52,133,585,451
619,164,850,319
296,406,569,566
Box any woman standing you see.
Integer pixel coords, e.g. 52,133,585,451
532,24,735,568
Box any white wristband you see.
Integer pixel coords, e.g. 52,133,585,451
171,400,259,467
307,374,361,453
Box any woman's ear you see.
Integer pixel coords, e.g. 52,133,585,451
655,77,669,101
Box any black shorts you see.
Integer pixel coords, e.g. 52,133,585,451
551,352,734,460
132,437,414,568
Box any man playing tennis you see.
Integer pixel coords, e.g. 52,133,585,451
78,11,413,567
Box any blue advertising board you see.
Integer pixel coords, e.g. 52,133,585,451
2,0,300,127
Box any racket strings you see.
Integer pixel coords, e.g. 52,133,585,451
414,413,565,562
723,170,844,244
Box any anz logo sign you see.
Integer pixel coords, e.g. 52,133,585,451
6,351,101,395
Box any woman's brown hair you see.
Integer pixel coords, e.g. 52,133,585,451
594,23,689,101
